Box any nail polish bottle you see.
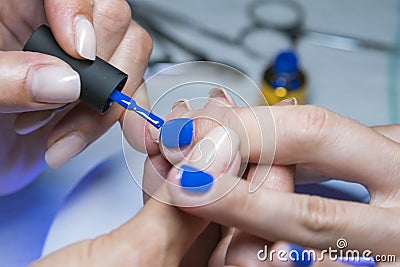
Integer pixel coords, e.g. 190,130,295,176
24,25,128,113
260,50,307,105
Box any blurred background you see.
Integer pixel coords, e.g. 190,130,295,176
135,0,400,125
1,1,399,266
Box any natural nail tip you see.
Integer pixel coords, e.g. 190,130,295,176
74,15,96,60
208,88,226,98
282,97,298,105
45,132,87,168
160,118,193,149
208,88,236,106
172,99,191,111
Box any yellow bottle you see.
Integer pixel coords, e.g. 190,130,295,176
260,50,307,105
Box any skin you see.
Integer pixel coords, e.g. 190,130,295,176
0,0,154,195
3,1,398,265
161,102,400,265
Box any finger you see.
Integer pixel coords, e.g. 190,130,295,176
248,97,297,192
142,100,192,197
248,164,295,192
14,103,74,135
44,0,96,60
208,228,235,267
143,126,241,264
33,124,240,266
225,231,271,267
92,0,133,60
0,51,80,113
29,194,206,266
159,88,236,164
372,124,400,143
172,105,400,194
225,165,295,266
172,174,400,255
45,22,152,168
291,124,400,185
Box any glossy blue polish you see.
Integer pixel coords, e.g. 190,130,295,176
109,90,164,129
179,165,214,193
289,245,312,267
160,118,193,148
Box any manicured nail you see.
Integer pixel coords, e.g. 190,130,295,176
45,132,87,168
15,110,55,135
27,65,80,103
289,244,312,267
179,165,214,193
208,88,236,106
74,15,96,60
160,118,193,149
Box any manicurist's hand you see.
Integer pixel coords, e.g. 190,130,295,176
0,0,152,195
159,100,400,265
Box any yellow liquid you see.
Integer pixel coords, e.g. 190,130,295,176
260,80,307,105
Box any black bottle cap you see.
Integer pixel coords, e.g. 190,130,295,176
23,25,128,113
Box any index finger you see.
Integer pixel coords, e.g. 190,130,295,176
170,172,399,255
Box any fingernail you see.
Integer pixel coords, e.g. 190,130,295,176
289,244,312,267
74,15,96,60
27,65,81,103
14,104,73,135
45,132,87,168
172,99,192,111
179,165,214,193
15,110,55,135
208,88,236,106
277,97,298,106
160,118,193,149
147,100,191,143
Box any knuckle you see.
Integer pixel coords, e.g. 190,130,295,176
133,24,153,58
97,0,132,31
298,195,341,234
290,105,337,145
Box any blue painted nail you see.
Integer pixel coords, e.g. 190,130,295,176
179,165,214,193
160,118,193,149
289,244,312,267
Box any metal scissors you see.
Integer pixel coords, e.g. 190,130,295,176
132,0,398,65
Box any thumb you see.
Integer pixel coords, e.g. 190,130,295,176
0,51,80,113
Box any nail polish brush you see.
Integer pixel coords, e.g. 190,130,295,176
24,25,164,129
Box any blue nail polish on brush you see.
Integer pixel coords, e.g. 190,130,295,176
160,118,193,148
180,165,214,193
289,245,312,267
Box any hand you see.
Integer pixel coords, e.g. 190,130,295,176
161,103,400,264
141,89,296,266
0,0,152,195
30,115,242,267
